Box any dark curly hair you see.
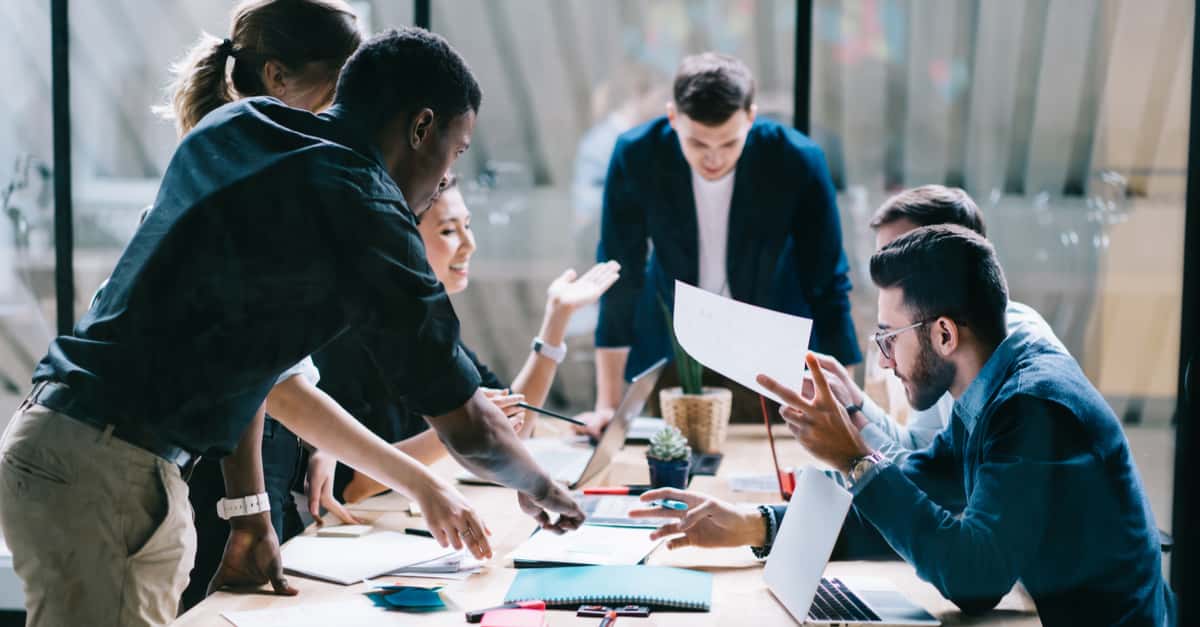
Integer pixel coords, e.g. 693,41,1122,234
334,26,482,129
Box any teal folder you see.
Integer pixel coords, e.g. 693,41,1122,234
504,565,712,611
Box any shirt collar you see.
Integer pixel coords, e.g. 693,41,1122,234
319,104,388,170
953,326,1037,435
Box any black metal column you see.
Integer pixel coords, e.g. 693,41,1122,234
1170,1,1200,617
793,0,812,134
414,0,431,29
51,0,74,336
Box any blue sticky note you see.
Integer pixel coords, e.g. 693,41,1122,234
365,586,446,611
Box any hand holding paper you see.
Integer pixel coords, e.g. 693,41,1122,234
756,353,871,473
671,281,812,404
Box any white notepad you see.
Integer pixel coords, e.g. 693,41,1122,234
508,524,663,567
281,530,454,585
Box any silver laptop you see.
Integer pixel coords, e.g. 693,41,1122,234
764,467,940,626
459,359,666,489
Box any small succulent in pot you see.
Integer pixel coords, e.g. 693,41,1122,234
646,426,691,489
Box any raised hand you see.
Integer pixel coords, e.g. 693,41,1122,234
757,352,871,473
546,261,620,312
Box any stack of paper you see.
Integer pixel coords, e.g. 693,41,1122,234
508,524,663,568
281,530,455,585
387,549,485,580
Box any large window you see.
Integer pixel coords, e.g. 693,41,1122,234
811,0,1189,562
0,2,56,412
433,0,797,407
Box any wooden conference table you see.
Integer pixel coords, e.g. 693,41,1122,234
175,424,1040,626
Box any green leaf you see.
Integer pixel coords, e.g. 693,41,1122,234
658,292,704,395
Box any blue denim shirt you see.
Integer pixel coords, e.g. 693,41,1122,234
844,329,1171,619
773,326,1174,626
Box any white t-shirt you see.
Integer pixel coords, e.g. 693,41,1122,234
691,169,735,296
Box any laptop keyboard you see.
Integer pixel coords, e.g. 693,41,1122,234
808,578,882,623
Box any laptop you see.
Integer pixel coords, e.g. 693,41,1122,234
764,468,940,626
459,359,666,489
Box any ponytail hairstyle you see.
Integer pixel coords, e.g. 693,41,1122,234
156,0,362,137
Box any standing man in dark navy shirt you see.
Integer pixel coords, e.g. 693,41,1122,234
0,28,583,627
585,53,859,432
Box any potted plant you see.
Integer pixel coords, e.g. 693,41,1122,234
658,296,733,454
646,425,692,489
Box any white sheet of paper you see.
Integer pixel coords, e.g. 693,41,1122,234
345,491,413,513
507,524,663,566
222,599,396,627
673,281,813,404
281,530,454,585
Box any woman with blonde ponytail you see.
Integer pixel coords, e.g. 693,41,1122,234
159,0,361,137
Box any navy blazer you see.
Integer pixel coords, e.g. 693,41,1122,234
595,116,861,379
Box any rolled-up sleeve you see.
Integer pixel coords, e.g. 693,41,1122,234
275,356,320,386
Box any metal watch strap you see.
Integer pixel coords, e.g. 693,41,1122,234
848,450,885,486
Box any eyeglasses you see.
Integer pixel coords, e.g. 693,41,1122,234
871,319,932,361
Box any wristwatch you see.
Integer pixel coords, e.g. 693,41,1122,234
216,493,271,520
847,450,886,486
531,336,567,364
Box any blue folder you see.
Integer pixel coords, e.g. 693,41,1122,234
504,565,712,611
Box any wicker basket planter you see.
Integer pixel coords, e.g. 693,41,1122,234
658,386,732,454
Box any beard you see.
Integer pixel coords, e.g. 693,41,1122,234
901,332,956,411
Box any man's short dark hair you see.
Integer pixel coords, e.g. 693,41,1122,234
870,225,1008,348
334,27,482,129
672,52,755,125
870,185,986,236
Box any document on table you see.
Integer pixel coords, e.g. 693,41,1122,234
281,530,455,585
387,549,486,580
508,524,663,567
672,281,813,404
222,598,396,627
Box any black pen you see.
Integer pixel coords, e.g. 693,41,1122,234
516,402,587,426
404,527,434,538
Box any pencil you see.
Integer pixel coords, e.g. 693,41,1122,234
515,402,588,426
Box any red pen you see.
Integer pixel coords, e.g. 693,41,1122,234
599,609,619,626
465,600,546,623
582,485,652,496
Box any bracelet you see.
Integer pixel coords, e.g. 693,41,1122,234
750,505,778,559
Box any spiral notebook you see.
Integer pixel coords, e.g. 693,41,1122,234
504,565,712,611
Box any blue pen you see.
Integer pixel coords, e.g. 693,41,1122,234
649,499,689,511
